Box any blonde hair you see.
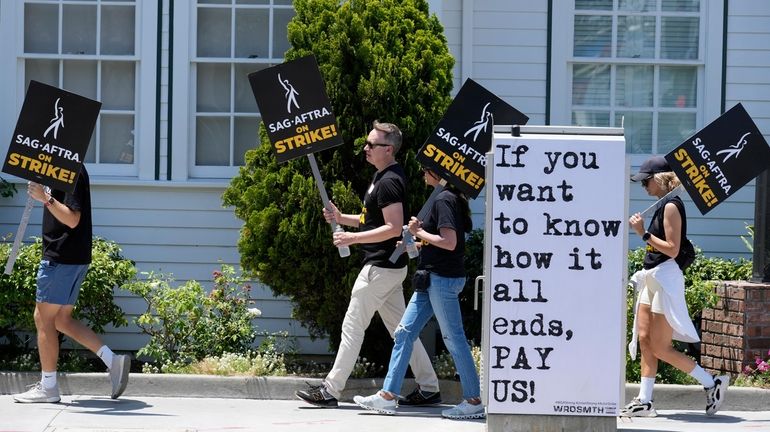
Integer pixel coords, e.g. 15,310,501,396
652,172,681,193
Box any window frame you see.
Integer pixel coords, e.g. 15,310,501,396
7,0,158,181
550,0,723,164
173,1,293,180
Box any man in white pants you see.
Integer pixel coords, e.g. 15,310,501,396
296,121,440,407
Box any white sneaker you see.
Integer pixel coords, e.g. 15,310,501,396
620,397,657,417
354,392,397,415
109,354,131,399
705,375,729,416
442,400,486,420
13,382,60,403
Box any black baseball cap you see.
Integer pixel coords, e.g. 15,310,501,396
631,156,671,182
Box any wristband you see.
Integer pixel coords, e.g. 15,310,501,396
641,231,651,242
44,195,54,207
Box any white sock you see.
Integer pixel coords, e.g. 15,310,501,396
41,371,57,389
638,376,655,403
96,345,114,369
689,365,715,388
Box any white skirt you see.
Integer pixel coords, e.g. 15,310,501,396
628,259,700,360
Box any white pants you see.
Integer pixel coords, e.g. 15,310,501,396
324,264,440,398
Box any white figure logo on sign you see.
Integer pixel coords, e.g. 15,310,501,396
43,98,65,140
464,102,492,142
278,73,300,113
716,132,751,163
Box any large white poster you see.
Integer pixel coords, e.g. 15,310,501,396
486,133,626,416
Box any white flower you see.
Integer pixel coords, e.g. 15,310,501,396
247,307,262,317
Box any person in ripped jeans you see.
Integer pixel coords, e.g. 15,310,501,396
353,166,484,420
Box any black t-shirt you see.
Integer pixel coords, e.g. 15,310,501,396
42,166,92,264
643,195,686,270
359,163,408,269
417,189,466,278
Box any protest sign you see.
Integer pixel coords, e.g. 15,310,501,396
416,78,528,199
486,130,625,416
665,103,770,215
2,81,100,192
248,55,343,163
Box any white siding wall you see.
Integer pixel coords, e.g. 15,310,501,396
445,0,550,224
0,182,329,355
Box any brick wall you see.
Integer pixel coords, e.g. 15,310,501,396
700,281,770,376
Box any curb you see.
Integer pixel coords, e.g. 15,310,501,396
2,372,769,411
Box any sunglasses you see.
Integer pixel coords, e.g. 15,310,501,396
364,140,391,149
641,176,652,187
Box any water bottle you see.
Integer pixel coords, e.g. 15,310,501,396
334,224,350,258
403,225,419,259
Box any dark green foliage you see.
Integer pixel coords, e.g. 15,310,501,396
0,177,16,198
0,237,135,350
459,229,484,344
222,0,454,355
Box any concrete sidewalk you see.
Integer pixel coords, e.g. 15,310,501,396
1,396,769,432
3,372,769,411
1,373,769,432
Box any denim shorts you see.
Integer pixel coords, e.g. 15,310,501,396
36,260,89,305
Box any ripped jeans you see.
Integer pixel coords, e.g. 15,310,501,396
382,273,480,400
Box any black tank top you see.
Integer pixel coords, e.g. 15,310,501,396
643,196,686,270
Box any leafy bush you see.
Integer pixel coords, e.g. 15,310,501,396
0,237,134,350
735,349,770,389
148,350,288,376
626,245,752,383
0,177,16,198
433,344,482,380
222,0,454,362
459,229,484,345
350,356,385,379
123,265,261,368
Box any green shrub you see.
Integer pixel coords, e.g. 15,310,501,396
734,349,770,389
222,0,454,364
0,177,16,198
0,237,135,349
626,245,752,383
433,344,482,380
149,350,288,376
123,265,261,368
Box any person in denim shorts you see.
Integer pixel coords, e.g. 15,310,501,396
13,166,130,404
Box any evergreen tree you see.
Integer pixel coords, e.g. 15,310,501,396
223,0,454,355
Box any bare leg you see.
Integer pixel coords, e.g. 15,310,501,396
34,303,63,372
54,305,104,353
649,311,696,373
636,304,659,378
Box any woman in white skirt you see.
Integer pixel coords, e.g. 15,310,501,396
623,156,729,417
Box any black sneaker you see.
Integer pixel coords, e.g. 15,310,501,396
295,382,338,408
398,387,441,406
620,397,657,417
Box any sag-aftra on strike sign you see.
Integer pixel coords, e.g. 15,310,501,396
3,81,100,192
665,103,770,215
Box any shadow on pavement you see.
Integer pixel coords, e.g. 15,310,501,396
659,412,751,423
65,397,169,416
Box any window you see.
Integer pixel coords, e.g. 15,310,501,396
22,0,140,176
551,0,723,156
190,0,295,178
